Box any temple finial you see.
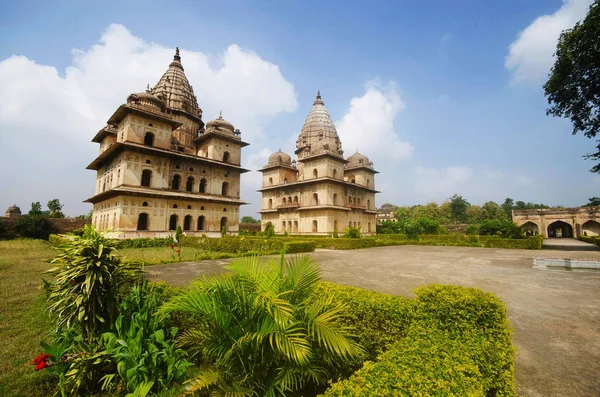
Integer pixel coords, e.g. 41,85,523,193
314,90,324,105
174,47,181,61
146,83,150,92
218,111,223,119
317,90,321,99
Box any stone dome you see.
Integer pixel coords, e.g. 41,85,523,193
205,113,235,134
296,91,342,156
268,149,292,165
5,204,21,218
127,90,165,111
347,151,371,167
151,47,201,117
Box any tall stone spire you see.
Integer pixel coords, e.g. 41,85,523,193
296,91,342,158
151,47,201,117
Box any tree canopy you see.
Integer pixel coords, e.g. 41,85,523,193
544,0,600,172
240,216,260,224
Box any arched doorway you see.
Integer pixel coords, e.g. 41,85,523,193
141,170,152,187
582,220,600,236
184,215,192,231
197,216,205,231
186,177,195,192
144,132,154,146
171,175,181,190
199,178,207,193
312,220,318,233
137,213,148,230
547,221,573,238
169,214,178,231
220,217,228,233
222,182,229,196
223,151,230,163
521,221,539,236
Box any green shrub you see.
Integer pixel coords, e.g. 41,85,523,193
403,221,421,240
579,235,597,244
416,217,440,234
283,241,316,253
48,234,70,246
113,236,174,248
321,284,515,397
313,282,412,358
313,238,378,250
71,228,85,237
483,236,542,249
15,214,53,239
342,226,361,238
465,224,480,235
159,255,364,396
264,221,275,238
0,218,16,240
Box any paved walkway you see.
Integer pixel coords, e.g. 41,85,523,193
543,237,600,251
147,245,600,397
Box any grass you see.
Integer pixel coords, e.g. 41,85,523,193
119,246,248,265
0,240,55,397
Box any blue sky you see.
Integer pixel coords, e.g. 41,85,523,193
0,0,598,217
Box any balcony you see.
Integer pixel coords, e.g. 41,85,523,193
277,203,300,209
345,204,366,210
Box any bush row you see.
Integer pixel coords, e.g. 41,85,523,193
579,235,600,246
320,284,515,396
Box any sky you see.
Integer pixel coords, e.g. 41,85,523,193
1,0,598,218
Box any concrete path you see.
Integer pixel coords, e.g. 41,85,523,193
543,237,600,251
147,245,600,397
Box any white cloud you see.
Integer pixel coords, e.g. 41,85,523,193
0,24,297,216
413,166,472,199
336,81,413,161
505,0,593,83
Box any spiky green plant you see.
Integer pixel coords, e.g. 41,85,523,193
46,225,140,341
159,254,365,396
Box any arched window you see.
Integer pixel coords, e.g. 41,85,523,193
144,132,154,146
367,199,371,209
146,159,151,164
142,201,148,207
288,196,292,203
312,220,318,233
288,221,292,231
268,198,273,209
199,178,207,193
141,170,152,187
169,214,178,231
313,169,318,178
282,221,286,232
186,176,195,192
223,152,230,163
197,216,205,230
173,204,178,209
184,215,192,231
220,217,228,233
293,221,298,233
282,197,287,205
187,205,192,209
284,178,288,183
293,196,299,204
367,179,370,187
269,177,273,186
333,193,338,206
223,208,227,212
334,220,338,232
333,169,337,179
171,174,181,190
222,182,229,196
312,193,318,206
200,206,205,210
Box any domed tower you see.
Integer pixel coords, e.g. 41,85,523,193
259,92,379,235
86,48,249,237
5,204,21,218
295,92,345,181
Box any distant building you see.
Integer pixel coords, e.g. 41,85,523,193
513,207,600,238
376,203,399,223
259,92,379,235
85,48,249,237
4,205,21,218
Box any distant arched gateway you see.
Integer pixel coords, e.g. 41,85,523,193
513,207,600,239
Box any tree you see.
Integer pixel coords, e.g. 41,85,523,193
241,216,260,224
584,197,600,206
449,194,470,223
466,205,483,224
412,202,440,221
159,255,364,396
29,201,43,216
47,199,65,218
502,198,514,219
481,201,507,221
544,1,600,173
394,206,412,223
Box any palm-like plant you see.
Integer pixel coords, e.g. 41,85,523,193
46,225,140,341
159,254,364,396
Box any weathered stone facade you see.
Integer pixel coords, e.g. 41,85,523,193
259,92,379,235
85,49,249,237
513,207,600,238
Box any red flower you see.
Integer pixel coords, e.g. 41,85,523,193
30,353,52,371
169,244,174,249
176,249,180,253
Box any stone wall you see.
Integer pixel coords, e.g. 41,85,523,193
0,216,91,237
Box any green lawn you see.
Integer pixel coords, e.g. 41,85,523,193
119,246,242,265
0,240,55,397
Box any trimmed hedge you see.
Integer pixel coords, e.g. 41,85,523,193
320,284,515,396
113,237,174,248
283,241,316,253
313,238,379,250
48,234,71,245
